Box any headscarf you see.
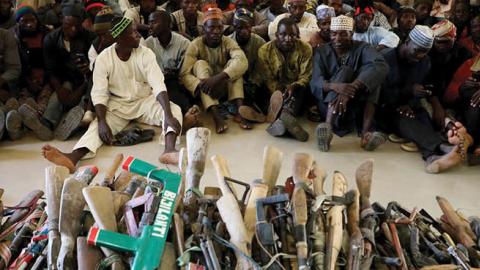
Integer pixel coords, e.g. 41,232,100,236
431,19,457,40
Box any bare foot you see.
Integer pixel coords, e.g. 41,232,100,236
159,150,179,165
447,122,473,160
213,114,228,134
183,105,201,132
42,144,76,173
425,145,462,174
233,115,253,130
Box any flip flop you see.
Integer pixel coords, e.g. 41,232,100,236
400,142,419,152
280,111,309,142
267,91,283,123
362,132,386,151
316,122,333,152
113,127,155,146
388,134,408,144
239,105,266,123
18,104,53,141
266,119,286,137
5,110,23,140
55,105,85,141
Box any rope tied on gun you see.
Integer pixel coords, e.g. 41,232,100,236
96,254,123,270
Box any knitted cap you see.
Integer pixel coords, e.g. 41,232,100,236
409,25,434,49
431,19,457,40
15,4,36,22
330,15,354,31
111,16,132,38
316,4,335,20
84,0,106,12
93,6,114,33
203,7,223,23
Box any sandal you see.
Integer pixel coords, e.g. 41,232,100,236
55,105,85,141
112,127,155,146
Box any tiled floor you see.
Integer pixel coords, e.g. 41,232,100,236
1,119,479,217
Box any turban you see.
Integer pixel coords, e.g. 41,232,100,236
409,25,434,49
330,15,354,31
354,0,374,16
431,19,457,40
62,2,86,20
203,7,223,23
15,4,36,22
93,6,114,33
111,16,132,38
316,4,335,20
234,8,253,23
84,0,106,12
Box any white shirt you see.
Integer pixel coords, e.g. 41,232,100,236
91,44,167,118
268,12,319,43
353,26,400,48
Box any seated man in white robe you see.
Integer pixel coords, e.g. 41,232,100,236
42,16,184,171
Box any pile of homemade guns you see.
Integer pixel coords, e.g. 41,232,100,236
1,127,480,270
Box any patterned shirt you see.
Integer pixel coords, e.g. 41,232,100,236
258,39,312,93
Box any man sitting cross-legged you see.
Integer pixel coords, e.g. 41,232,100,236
180,7,252,134
310,15,389,152
42,16,185,172
258,18,312,142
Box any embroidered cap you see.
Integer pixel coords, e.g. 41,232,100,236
330,15,354,31
409,25,434,49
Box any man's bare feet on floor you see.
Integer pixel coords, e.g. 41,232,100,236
42,144,76,173
159,150,179,165
426,145,462,174
183,105,202,132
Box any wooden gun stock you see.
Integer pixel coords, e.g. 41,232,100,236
102,153,124,187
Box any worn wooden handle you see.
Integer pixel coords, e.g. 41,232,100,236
244,182,269,240
186,128,211,191
292,153,314,185
312,162,327,196
355,159,373,200
104,153,124,186
436,196,476,247
347,189,360,236
83,186,117,232
262,146,283,192
211,154,237,196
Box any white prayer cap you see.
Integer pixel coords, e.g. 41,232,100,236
409,25,434,49
330,15,354,31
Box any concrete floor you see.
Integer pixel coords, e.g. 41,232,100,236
1,118,479,217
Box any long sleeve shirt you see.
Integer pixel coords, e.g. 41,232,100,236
179,36,248,94
310,41,389,101
43,27,96,84
171,10,204,39
353,26,400,48
0,28,21,83
228,32,266,84
268,12,319,43
144,32,190,73
91,44,167,119
258,39,312,93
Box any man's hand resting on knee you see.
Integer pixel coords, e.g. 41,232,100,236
95,104,113,145
98,120,113,145
198,72,230,99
